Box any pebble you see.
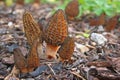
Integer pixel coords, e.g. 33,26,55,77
75,43,89,53
8,22,13,28
90,33,107,46
97,25,104,32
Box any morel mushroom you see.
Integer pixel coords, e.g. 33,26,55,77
65,0,79,20
23,11,44,58
44,9,68,59
58,36,75,62
105,15,119,32
89,12,106,26
14,39,40,73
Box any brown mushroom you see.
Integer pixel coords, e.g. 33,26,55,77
44,9,68,59
58,36,75,62
14,38,40,73
23,11,44,58
65,0,79,20
105,15,119,32
89,12,106,26
23,11,42,45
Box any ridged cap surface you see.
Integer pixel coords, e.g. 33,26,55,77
45,9,68,46
58,36,75,60
23,11,42,46
65,0,79,18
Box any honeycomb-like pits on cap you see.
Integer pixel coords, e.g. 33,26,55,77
58,36,75,61
23,11,42,46
65,0,79,18
45,9,68,46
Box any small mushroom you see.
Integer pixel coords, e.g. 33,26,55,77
58,36,75,62
65,0,79,20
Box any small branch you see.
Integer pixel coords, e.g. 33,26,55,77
46,64,56,75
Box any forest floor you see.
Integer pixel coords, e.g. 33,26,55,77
0,3,120,80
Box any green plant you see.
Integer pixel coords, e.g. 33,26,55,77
79,0,120,16
4,0,120,17
24,0,33,4
57,0,120,17
5,0,13,6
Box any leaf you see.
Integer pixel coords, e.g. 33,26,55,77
82,33,90,38
78,0,85,4
94,8,103,15
25,0,33,4
5,0,13,6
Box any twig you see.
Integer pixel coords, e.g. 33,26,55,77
70,71,86,80
46,64,56,75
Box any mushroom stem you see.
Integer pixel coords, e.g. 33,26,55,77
37,43,45,59
45,43,60,59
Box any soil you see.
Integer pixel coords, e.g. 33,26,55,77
0,3,120,80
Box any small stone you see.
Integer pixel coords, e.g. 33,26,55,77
90,42,96,46
8,22,13,28
90,33,107,46
12,11,16,14
75,43,89,53
97,25,104,32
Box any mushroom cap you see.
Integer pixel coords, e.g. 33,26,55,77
23,11,42,46
105,15,119,32
89,13,106,26
65,0,79,18
58,36,75,60
45,9,68,46
14,39,40,73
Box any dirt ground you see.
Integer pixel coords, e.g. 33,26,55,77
0,3,120,80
